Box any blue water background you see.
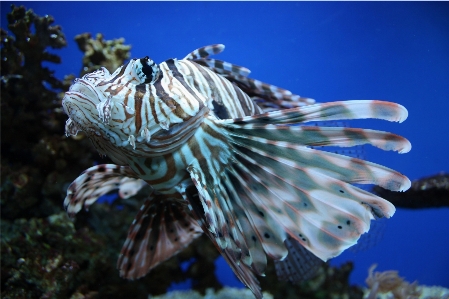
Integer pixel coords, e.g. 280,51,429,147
2,1,448,289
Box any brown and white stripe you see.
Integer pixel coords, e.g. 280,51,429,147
62,44,411,299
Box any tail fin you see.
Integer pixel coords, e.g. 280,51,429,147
185,100,410,297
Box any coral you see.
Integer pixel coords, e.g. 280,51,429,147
1,5,66,87
74,32,131,76
0,5,391,299
149,287,274,299
363,264,449,299
1,5,107,221
1,212,108,299
373,173,449,209
419,286,449,299
260,261,364,299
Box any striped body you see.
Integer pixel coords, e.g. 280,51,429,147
63,45,411,298
64,56,261,193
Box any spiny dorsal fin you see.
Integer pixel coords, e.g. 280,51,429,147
184,44,315,111
183,44,225,60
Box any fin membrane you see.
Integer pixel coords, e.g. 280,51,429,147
184,44,315,111
64,164,141,216
185,100,410,297
117,193,202,279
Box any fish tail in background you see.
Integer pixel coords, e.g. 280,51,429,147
185,100,411,295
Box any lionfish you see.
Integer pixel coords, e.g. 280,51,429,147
62,44,411,298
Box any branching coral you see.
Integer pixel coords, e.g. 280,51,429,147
0,4,91,221
0,5,394,299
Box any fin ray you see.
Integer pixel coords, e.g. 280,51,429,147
221,100,409,125
63,164,140,215
226,124,411,153
117,194,202,279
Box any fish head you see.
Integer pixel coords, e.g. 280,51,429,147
62,57,160,160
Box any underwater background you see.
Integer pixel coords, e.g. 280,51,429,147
1,1,448,298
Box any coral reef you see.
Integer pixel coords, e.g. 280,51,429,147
1,213,107,299
2,5,443,299
260,261,363,299
1,4,104,221
0,6,221,298
373,173,449,209
363,264,449,299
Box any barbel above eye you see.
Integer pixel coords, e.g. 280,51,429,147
134,56,160,84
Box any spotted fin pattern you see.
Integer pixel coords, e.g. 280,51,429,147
185,100,410,294
62,44,411,299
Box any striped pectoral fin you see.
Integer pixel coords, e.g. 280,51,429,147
187,164,251,264
215,111,410,262
117,194,202,280
227,124,411,154
227,126,401,217
223,100,409,125
186,164,264,299
227,148,385,262
227,130,411,192
63,164,140,216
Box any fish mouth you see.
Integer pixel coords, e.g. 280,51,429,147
64,117,82,137
62,73,108,135
62,89,101,137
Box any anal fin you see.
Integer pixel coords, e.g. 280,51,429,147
117,193,202,279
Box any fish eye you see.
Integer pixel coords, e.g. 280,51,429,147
134,56,159,84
